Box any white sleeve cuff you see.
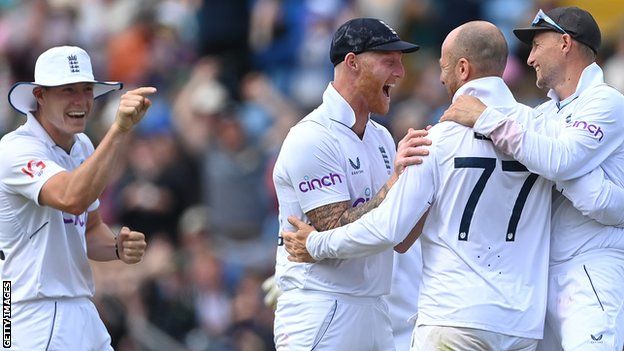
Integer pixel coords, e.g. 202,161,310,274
474,106,507,136
306,230,324,260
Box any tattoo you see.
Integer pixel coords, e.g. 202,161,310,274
338,183,391,227
305,181,394,232
306,201,351,231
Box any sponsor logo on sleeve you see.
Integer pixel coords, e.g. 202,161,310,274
20,160,46,178
63,212,86,227
353,187,372,207
566,120,604,141
298,173,343,193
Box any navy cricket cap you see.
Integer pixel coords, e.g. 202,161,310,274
513,7,601,54
330,18,419,66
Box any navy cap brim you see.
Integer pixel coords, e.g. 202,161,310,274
369,40,420,53
513,26,557,45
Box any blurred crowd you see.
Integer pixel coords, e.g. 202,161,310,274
1,0,624,350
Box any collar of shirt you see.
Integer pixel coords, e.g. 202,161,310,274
547,62,604,106
322,82,363,128
24,112,80,155
452,76,517,107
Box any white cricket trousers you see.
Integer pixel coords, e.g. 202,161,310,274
274,289,395,350
410,325,538,351
7,296,113,351
537,250,624,351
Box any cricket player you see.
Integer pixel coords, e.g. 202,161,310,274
272,18,427,350
0,46,153,350
441,7,624,350
284,20,623,350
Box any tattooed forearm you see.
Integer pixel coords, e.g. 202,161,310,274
306,174,399,231
337,182,391,227
306,201,351,231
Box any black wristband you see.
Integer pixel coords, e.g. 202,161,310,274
115,242,120,259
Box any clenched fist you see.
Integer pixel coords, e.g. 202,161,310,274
116,226,147,264
114,87,157,132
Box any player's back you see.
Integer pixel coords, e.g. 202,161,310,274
416,85,553,339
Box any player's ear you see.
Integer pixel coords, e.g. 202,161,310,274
33,87,45,105
344,52,358,71
457,57,470,81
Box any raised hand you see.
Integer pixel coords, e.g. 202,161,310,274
115,87,158,132
394,127,432,176
440,95,487,127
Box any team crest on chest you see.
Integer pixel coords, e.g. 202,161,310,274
379,146,391,174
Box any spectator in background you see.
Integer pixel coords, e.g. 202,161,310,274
196,0,250,98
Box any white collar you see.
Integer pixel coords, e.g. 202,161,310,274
453,76,517,107
24,112,58,147
322,83,362,128
547,62,604,105
24,112,79,153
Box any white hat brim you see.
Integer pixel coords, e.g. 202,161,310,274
8,80,123,115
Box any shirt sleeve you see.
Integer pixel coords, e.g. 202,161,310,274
306,146,437,260
474,89,624,181
282,125,351,213
559,167,624,226
0,137,66,206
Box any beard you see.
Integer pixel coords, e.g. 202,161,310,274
356,68,390,116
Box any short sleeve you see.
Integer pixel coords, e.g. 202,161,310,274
280,125,351,213
0,136,66,206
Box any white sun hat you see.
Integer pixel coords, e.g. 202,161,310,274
8,46,123,115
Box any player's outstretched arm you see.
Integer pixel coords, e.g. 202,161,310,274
560,167,624,227
444,91,624,181
39,87,157,215
440,95,486,127
306,128,431,232
305,161,435,261
394,210,429,253
85,210,147,263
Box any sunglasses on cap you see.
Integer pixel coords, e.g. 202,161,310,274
532,9,569,35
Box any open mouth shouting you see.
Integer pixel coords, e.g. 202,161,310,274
383,83,394,98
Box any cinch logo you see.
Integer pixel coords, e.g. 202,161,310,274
353,187,372,207
567,120,604,141
63,212,86,227
21,160,46,178
298,173,343,193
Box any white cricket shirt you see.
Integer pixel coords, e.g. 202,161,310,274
307,77,553,338
0,113,98,303
273,83,397,297
473,63,624,263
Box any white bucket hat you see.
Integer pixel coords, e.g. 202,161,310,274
8,46,123,115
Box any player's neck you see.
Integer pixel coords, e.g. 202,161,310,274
551,60,591,101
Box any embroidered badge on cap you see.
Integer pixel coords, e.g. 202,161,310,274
67,54,80,73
